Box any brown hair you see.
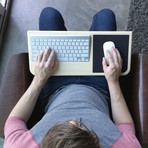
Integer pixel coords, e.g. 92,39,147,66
40,121,101,148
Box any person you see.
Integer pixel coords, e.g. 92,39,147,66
4,7,141,148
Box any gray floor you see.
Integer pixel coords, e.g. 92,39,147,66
0,0,130,86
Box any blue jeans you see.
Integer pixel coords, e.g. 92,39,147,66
38,7,117,112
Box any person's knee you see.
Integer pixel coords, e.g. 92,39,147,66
100,9,115,15
91,8,116,31
95,8,115,19
39,7,66,31
40,7,62,20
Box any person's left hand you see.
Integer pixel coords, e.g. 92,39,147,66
34,47,58,83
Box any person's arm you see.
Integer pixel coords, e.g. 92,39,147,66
8,47,57,123
102,48,134,125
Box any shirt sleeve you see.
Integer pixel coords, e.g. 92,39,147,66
111,123,142,148
4,117,39,148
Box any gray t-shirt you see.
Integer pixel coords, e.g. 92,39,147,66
31,84,121,148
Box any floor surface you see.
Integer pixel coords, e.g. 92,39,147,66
0,0,130,86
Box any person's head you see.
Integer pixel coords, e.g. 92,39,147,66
40,120,101,148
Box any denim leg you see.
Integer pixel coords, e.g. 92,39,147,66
90,8,117,31
79,9,117,94
79,76,109,95
41,76,79,99
39,7,67,31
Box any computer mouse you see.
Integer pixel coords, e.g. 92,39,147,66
103,41,115,65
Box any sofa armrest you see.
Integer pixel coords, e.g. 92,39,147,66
0,53,33,138
131,54,148,146
121,54,148,147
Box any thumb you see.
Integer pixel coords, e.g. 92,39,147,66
102,57,107,71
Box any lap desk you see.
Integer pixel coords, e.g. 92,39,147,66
27,31,132,76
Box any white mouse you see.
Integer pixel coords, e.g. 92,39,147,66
103,41,115,65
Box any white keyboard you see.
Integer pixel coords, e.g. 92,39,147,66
30,35,90,62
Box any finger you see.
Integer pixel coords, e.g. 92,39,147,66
36,51,41,62
116,49,122,63
35,54,38,62
107,50,114,65
47,50,55,66
115,49,123,67
42,47,51,62
112,47,118,65
38,50,44,62
102,57,107,71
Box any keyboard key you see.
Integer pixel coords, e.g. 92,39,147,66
69,58,74,61
58,57,68,62
84,42,89,45
83,50,89,53
67,50,70,53
81,54,88,57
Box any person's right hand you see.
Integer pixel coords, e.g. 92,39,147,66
34,47,58,84
102,47,122,84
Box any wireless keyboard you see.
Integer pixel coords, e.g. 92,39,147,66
30,35,90,62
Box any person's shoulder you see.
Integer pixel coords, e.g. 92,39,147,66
110,123,142,148
4,117,39,148
4,117,27,136
4,130,39,148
